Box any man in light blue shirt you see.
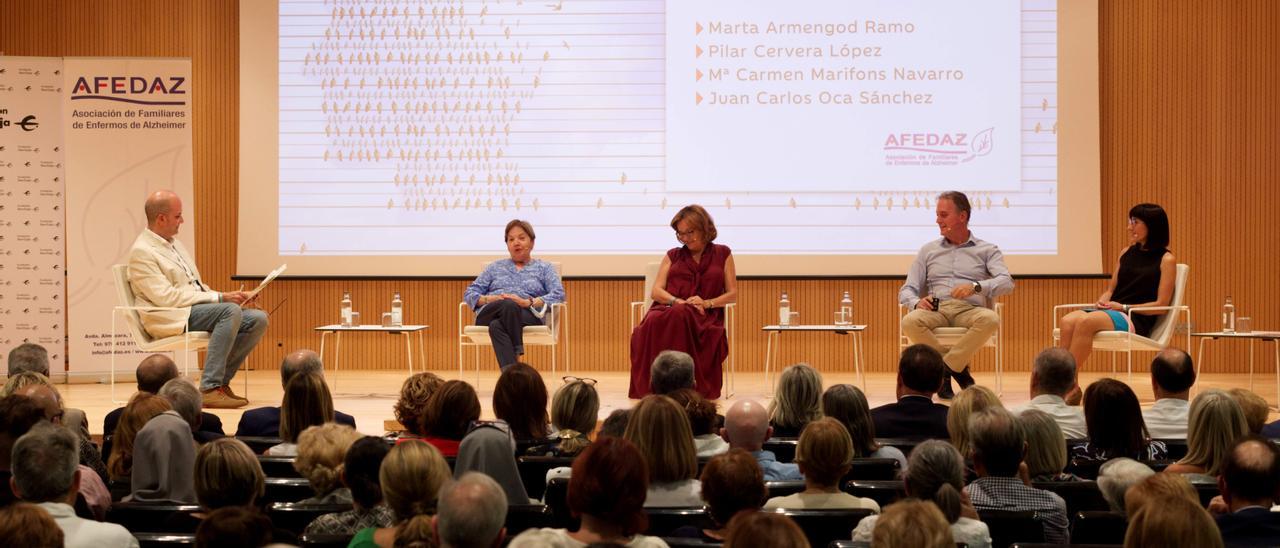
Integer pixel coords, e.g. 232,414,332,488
721,399,803,481
899,191,1014,399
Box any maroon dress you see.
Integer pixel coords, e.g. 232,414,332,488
629,243,731,399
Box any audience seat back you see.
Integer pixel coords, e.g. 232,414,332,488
506,504,556,537
842,458,902,482
764,480,806,499
644,507,714,537
842,480,906,508
106,502,201,533
266,502,353,536
542,477,578,530
261,477,316,504
762,438,798,462
1154,439,1189,460
258,455,303,478
237,436,284,455
1070,510,1128,545
767,508,874,548
516,455,575,500
133,532,195,547
1032,481,1110,519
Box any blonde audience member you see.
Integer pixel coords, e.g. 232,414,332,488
526,377,599,458
1018,409,1078,482
1123,472,1198,517
1227,388,1268,434
1164,389,1249,477
1123,496,1224,548
624,395,701,507
768,363,823,437
871,499,955,548
350,441,451,548
764,418,879,511
293,423,362,504
947,385,1001,458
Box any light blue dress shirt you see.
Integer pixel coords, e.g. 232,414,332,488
463,259,566,313
898,234,1014,310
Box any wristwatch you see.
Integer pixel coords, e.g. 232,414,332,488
972,282,982,294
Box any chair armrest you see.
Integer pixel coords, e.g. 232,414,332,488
114,305,192,312
458,301,470,336
1052,303,1095,328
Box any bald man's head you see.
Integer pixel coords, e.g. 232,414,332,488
280,349,323,388
1221,435,1280,507
136,354,180,394
722,399,771,451
17,385,62,424
144,190,183,240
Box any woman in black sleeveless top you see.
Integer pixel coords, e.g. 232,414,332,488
1058,203,1176,375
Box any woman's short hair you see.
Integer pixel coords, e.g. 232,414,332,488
700,448,767,526
345,436,390,509
723,511,807,548
0,371,51,398
107,392,172,480
904,440,967,523
505,219,536,241
598,408,631,439
795,417,855,487
1124,495,1223,548
422,380,482,441
194,506,273,548
1096,458,1154,514
666,388,719,437
1128,203,1170,251
1018,409,1069,479
623,394,697,483
0,502,64,547
669,204,718,243
194,438,265,510
1180,389,1249,475
567,436,649,537
551,378,599,454
821,384,880,457
493,362,550,441
947,385,1002,457
768,363,823,432
279,371,335,443
381,440,451,522
1227,388,1269,434
1084,378,1150,458
394,372,444,436
872,499,955,548
1124,472,1198,517
294,423,362,496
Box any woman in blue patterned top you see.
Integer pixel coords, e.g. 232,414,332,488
463,220,566,369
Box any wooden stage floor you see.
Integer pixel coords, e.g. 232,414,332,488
56,369,1280,437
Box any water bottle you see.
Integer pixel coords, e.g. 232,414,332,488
1222,295,1236,334
779,291,791,326
340,291,353,327
839,291,853,325
390,291,403,327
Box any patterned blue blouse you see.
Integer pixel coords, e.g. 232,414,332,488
463,259,566,313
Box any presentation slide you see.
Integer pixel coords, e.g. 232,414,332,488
240,0,1100,276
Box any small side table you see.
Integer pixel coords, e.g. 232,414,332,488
761,324,868,391
315,324,428,391
1193,331,1280,409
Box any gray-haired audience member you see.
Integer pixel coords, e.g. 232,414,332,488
158,378,204,433
650,350,695,395
1096,458,1155,515
1144,348,1196,439
11,423,138,548
852,440,992,547
234,349,356,437
6,343,49,376
435,472,509,548
1011,348,1085,438
964,407,1069,544
103,355,225,453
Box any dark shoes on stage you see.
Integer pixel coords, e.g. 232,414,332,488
937,367,976,401
202,386,248,409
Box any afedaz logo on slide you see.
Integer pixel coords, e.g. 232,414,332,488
70,75,187,105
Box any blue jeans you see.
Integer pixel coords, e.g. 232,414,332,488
187,303,269,391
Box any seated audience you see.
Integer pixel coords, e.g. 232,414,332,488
1010,348,1086,438
419,380,482,457
0,502,64,546
294,422,362,504
947,385,1002,460
5,344,90,442
10,423,136,548
679,448,765,542
650,349,695,395
667,388,728,457
722,511,807,548
194,506,274,548
158,378,218,445
599,408,631,439
1096,458,1155,515
1165,389,1250,478
304,436,395,536
765,417,879,511
130,403,198,503
1125,496,1224,548
12,381,107,481
494,362,553,443
821,383,907,468
528,376,598,457
871,344,951,440
394,514,436,548
1208,435,1280,547
625,394,702,506
235,349,355,437
509,437,667,547
104,354,224,450
1071,378,1167,472
266,370,336,456
1124,472,1198,517
0,395,108,519
1018,409,1079,482
1143,348,1196,439
435,473,509,548
721,398,802,481
392,371,444,443
351,440,451,548
455,422,531,504
964,407,1069,544
853,440,991,548
1227,388,1268,435
768,362,823,437
107,392,172,482
170,438,267,533
871,499,956,548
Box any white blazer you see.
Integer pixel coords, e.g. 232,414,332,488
126,229,219,338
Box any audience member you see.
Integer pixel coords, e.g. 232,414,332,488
1143,348,1196,438
1226,388,1268,435
1208,435,1280,547
17,383,108,483
527,377,598,458
104,354,224,452
1124,496,1224,548
4,344,91,442
768,362,823,437
964,407,1069,544
304,436,396,536
625,394,702,506
11,423,137,548
158,377,221,444
1123,472,1198,517
1096,458,1154,515
721,399,802,481
494,362,552,443
194,506,273,548
870,499,955,548
394,514,437,548
947,385,1002,459
267,370,336,456
351,440,451,548
294,422,361,504
765,417,879,511
599,408,631,439
0,395,108,519
649,350,695,395
0,502,64,547
174,438,267,533
129,404,198,503
1071,378,1167,473
871,344,950,440
455,422,530,504
107,392,172,481
393,372,445,442
435,472,509,548
681,449,765,542
1010,348,1085,438
235,349,356,437
666,388,728,457
821,384,906,468
1017,409,1079,482
722,511,808,548
509,437,666,547
853,440,991,547
1165,389,1249,477
419,380,482,457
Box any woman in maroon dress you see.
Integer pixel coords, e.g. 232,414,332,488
630,205,738,399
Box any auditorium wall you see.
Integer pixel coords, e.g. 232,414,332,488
3,1,1275,375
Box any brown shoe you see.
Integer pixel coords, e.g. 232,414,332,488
202,387,248,409
221,385,249,403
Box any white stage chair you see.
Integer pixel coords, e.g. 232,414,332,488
898,298,1005,396
110,264,212,404
629,261,737,398
457,262,568,385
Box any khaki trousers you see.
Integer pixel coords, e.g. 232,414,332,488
901,299,999,373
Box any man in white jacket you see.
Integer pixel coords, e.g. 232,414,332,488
127,190,266,408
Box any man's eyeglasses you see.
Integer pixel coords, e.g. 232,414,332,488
562,375,597,386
